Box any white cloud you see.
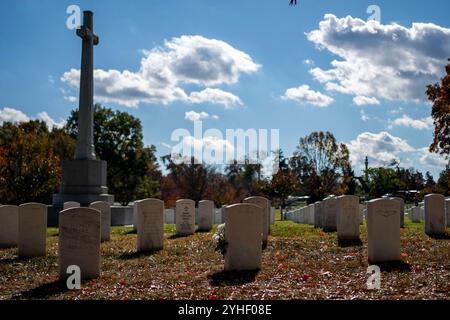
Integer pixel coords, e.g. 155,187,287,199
360,109,370,122
303,59,315,66
347,131,414,168
212,115,220,120
0,107,30,124
183,135,235,153
37,112,66,129
281,85,334,107
389,114,433,130
185,111,209,122
417,147,448,167
306,14,450,102
64,96,78,102
0,107,65,129
161,142,172,149
188,88,243,108
62,35,260,108
353,95,380,106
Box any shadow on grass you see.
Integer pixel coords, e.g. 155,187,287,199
195,229,212,233
208,269,259,287
371,260,412,272
322,228,337,233
338,238,363,247
168,234,192,239
13,279,69,300
123,229,137,235
0,256,41,265
118,249,161,260
427,233,450,240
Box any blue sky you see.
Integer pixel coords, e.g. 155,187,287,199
0,0,449,178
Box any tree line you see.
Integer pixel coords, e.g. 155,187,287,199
0,61,448,207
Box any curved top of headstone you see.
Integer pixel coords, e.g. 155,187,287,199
60,207,101,217
135,198,165,208
19,203,47,209
0,205,18,209
243,196,269,202
425,193,445,200
90,201,110,206
176,199,195,204
226,203,261,210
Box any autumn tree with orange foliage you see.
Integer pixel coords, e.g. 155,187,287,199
0,120,66,204
426,59,450,158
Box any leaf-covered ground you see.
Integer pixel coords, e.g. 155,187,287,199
0,216,449,300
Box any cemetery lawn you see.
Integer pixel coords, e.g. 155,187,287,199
0,216,449,300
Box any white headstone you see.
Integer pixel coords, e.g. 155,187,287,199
243,197,270,246
367,198,400,263
323,197,338,232
136,199,164,252
307,204,315,225
58,207,101,280
359,204,364,225
270,207,275,225
424,194,446,236
224,203,262,271
63,201,80,210
18,203,47,258
0,205,18,248
337,195,360,241
313,202,322,228
391,197,405,228
198,200,214,231
89,201,111,242
165,208,175,224
410,206,421,223
176,199,195,236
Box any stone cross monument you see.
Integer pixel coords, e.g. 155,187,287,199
50,11,113,226
75,11,98,161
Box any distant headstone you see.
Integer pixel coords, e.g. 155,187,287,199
0,205,18,248
307,204,315,225
424,194,446,236
323,197,338,232
314,202,322,228
224,203,262,271
410,206,421,223
391,197,405,228
176,199,195,236
243,196,270,246
270,207,275,225
198,200,214,231
63,201,80,210
136,199,164,252
89,201,111,242
165,208,175,224
359,204,364,225
337,195,360,241
58,207,101,280
18,203,47,258
419,203,425,221
367,198,400,263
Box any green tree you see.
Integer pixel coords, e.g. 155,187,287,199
366,167,402,198
66,104,161,205
290,131,352,203
259,149,299,220
0,121,62,204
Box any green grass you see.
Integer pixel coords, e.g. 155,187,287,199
1,216,449,300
